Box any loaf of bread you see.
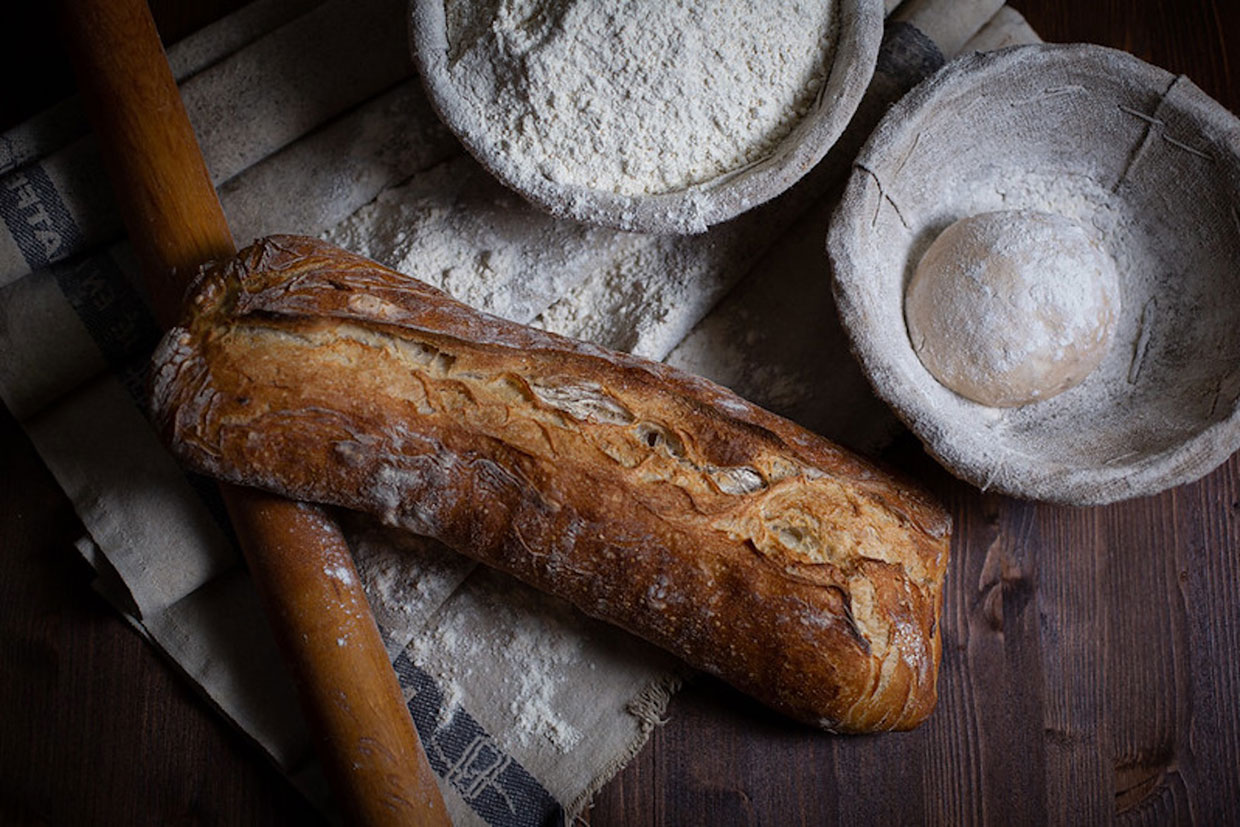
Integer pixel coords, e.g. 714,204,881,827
150,235,950,732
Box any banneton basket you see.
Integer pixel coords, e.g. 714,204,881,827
828,44,1240,505
410,0,883,235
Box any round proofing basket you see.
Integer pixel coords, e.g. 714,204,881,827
410,0,883,235
828,44,1240,505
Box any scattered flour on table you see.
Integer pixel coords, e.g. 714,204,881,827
440,0,838,195
406,572,590,752
346,518,477,652
325,157,639,322
348,518,591,752
323,153,784,360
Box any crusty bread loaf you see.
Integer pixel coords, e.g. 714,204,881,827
150,235,950,732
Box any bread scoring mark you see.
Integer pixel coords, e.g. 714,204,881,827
709,479,938,658
846,576,885,651
712,479,932,584
346,292,408,320
529,379,635,425
633,422,685,459
707,465,766,495
390,336,456,375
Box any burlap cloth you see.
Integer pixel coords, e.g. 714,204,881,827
0,0,1036,822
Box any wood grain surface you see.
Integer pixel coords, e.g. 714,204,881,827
1,1,1237,825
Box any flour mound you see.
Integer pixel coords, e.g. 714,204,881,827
441,0,837,196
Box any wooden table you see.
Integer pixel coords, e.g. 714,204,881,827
2,1,1237,824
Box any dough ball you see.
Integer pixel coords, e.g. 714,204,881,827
905,210,1121,408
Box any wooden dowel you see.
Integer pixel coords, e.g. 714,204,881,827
59,1,449,823
225,489,450,825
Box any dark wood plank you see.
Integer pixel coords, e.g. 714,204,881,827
1175,469,1240,824
920,491,1050,826
1014,0,1239,113
2,1,1238,826
1103,496,1188,823
1032,502,1110,824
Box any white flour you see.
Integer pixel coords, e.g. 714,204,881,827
323,151,809,361
441,0,837,196
325,157,638,322
347,518,477,653
406,570,589,752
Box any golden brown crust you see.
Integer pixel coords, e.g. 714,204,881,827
150,235,950,731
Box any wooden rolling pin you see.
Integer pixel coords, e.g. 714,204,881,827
58,1,449,823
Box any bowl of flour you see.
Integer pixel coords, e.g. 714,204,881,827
828,43,1240,505
410,0,882,234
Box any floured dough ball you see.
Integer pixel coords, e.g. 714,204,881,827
905,210,1120,407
